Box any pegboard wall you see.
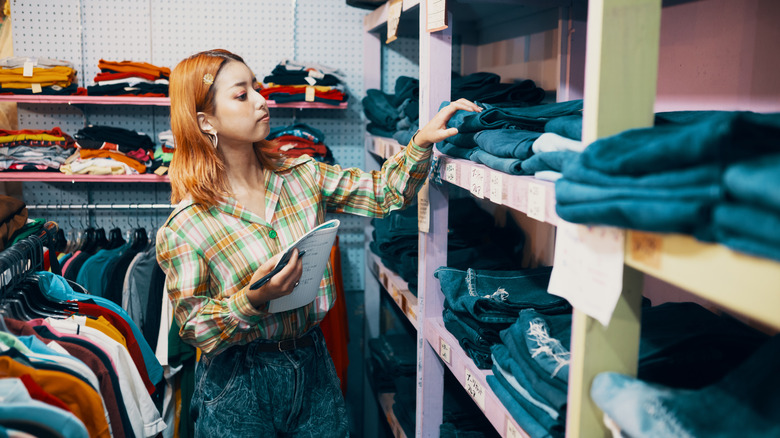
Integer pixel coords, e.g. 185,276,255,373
9,0,383,290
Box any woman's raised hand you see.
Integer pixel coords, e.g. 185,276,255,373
413,98,482,148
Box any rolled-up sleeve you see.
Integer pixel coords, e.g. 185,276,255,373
317,139,432,217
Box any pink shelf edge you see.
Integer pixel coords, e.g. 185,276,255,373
0,95,347,109
424,317,531,438
368,252,419,330
0,172,170,182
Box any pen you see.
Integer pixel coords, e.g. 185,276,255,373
249,250,305,290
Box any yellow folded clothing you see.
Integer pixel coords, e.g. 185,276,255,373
0,65,76,87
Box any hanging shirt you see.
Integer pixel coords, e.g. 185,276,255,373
156,141,431,356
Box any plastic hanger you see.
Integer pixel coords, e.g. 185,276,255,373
108,227,126,249
95,227,109,250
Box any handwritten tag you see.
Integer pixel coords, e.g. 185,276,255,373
489,172,503,204
506,417,522,438
23,61,35,77
445,162,457,184
548,221,625,327
527,182,546,222
464,369,486,410
629,230,662,269
439,338,451,365
386,0,403,44
426,0,448,32
304,86,315,102
470,167,484,198
31,83,43,94
379,271,389,290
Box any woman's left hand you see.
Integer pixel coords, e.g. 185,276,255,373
413,98,482,148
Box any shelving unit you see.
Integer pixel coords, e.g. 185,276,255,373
0,94,348,109
366,134,405,161
367,251,419,330
378,393,409,438
0,173,169,183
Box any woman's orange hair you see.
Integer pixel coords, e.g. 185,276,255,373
168,49,279,207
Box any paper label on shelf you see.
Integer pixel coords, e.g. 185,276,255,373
386,0,403,44
23,61,35,77
464,368,486,411
153,166,168,176
439,338,451,365
31,83,42,94
527,182,546,222
379,271,389,291
418,182,430,233
506,417,522,438
426,0,448,32
304,86,315,102
445,162,457,184
470,167,485,199
628,230,663,269
489,172,503,204
548,221,625,327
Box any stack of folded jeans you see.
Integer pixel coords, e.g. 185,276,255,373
489,301,768,437
434,266,570,370
714,153,780,261
438,100,584,175
370,197,525,295
555,111,780,245
368,333,417,394
363,73,546,148
591,333,780,438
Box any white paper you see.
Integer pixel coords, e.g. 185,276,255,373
548,221,625,326
527,182,546,222
268,219,340,313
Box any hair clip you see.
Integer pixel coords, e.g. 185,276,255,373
203,73,214,86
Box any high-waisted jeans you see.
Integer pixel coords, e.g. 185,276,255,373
191,327,348,437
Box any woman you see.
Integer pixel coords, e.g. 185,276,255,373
156,49,480,437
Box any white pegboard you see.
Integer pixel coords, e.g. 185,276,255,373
381,36,420,94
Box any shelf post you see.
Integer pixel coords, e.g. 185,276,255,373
566,0,661,436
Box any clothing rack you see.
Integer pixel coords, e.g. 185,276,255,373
26,203,174,210
0,227,51,296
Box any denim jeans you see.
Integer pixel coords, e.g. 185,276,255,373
473,129,541,159
434,266,568,324
437,142,476,160
544,114,583,140
723,153,780,212
362,89,399,130
714,227,780,262
580,111,780,176
486,375,556,438
393,122,419,146
491,363,565,437
521,150,578,174
492,346,561,420
591,334,780,438
443,309,494,369
191,327,348,437
532,132,584,154
470,150,526,175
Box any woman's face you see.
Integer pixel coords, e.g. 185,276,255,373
207,60,270,147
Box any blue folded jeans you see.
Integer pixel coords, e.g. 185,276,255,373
486,374,556,438
470,150,526,175
563,158,722,188
723,153,780,213
491,362,565,437
363,89,399,130
492,346,562,421
473,129,541,159
591,333,780,438
434,266,567,324
521,151,579,174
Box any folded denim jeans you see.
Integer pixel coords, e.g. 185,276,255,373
714,203,780,246
435,266,567,324
562,159,722,189
723,153,780,213
713,227,780,262
521,150,579,174
363,89,399,129
491,362,565,436
486,374,557,438
492,346,562,420
470,150,526,175
473,129,541,159
437,142,476,160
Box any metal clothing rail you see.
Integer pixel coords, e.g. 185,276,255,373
26,203,174,210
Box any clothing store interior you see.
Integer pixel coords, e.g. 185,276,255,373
0,0,779,437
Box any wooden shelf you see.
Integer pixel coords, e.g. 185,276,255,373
435,153,559,225
368,251,419,330
625,231,780,331
0,172,170,183
424,317,530,438
0,95,347,109
378,393,408,438
366,133,404,160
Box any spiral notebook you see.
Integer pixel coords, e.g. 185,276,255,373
268,219,340,313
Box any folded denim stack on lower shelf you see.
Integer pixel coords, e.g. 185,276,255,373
368,333,417,393
488,301,768,438
435,266,570,370
438,100,584,175
0,127,76,171
591,333,780,438
554,111,780,259
370,197,525,295
363,73,546,147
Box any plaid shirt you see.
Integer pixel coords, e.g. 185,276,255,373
156,141,431,355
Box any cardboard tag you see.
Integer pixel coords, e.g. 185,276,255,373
386,0,403,44
489,172,503,204
304,76,317,86
23,61,35,77
153,166,168,176
464,369,486,410
426,0,448,32
418,182,430,233
527,182,546,222
629,230,663,269
445,162,457,184
506,418,522,438
470,167,484,199
304,86,315,102
439,338,451,365
31,83,43,94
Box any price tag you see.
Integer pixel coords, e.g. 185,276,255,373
470,167,485,199
23,61,35,77
153,166,168,176
445,162,457,184
426,0,448,32
464,368,486,411
418,182,430,233
527,182,546,222
31,83,43,94
379,272,389,290
628,230,663,269
506,417,522,438
304,86,315,102
386,0,403,44
548,222,625,327
489,172,503,204
304,75,317,86
439,338,451,365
